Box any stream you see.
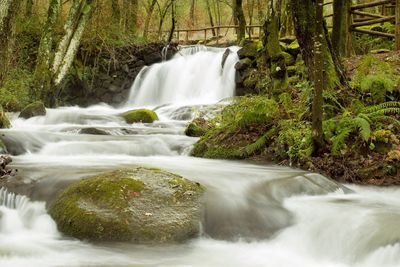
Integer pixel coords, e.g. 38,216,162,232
1,46,400,267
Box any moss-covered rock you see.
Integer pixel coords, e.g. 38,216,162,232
282,52,296,66
18,101,46,119
0,107,11,129
235,58,253,71
185,118,210,137
286,40,300,56
49,168,204,243
237,42,259,59
121,109,158,124
78,127,110,135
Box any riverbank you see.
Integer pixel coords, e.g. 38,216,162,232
190,49,400,186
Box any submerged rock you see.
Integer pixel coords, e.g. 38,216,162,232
49,168,204,243
121,109,159,124
185,118,211,137
0,107,11,128
19,101,46,119
78,127,110,135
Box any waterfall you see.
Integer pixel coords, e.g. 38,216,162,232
125,45,239,107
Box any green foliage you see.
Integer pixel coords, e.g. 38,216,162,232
0,69,33,111
359,74,396,102
324,102,400,157
218,96,279,131
351,56,399,104
275,120,313,160
0,106,11,129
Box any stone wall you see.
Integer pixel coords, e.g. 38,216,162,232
61,42,177,107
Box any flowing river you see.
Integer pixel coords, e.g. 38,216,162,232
1,46,400,267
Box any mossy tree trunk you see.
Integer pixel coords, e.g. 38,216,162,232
143,0,157,38
167,0,176,43
0,0,23,83
206,0,216,36
332,0,351,57
263,0,288,92
34,0,95,106
233,0,246,42
279,0,294,37
122,0,138,33
290,0,346,90
312,0,325,154
25,0,33,17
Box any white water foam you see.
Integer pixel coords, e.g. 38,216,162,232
125,46,239,107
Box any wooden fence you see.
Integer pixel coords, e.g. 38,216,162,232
172,25,263,44
168,0,400,50
325,0,400,50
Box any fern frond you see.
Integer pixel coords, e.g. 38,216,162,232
331,127,352,156
353,117,371,141
362,101,400,114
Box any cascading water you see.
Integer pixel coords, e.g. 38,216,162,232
0,45,400,267
125,45,239,107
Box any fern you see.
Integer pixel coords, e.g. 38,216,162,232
331,127,352,156
353,117,371,141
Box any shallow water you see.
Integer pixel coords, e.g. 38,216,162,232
1,46,399,267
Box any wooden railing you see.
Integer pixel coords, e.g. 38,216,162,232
170,25,263,43
350,0,397,41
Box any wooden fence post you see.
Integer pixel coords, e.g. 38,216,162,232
396,0,400,50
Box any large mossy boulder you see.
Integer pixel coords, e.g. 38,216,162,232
49,168,204,243
121,109,158,124
0,107,11,128
18,101,46,119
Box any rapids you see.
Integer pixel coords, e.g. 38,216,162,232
0,46,399,267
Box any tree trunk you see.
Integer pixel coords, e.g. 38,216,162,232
279,0,294,37
53,0,95,86
332,0,351,57
263,0,288,92
312,0,325,154
206,0,216,36
0,0,23,83
143,0,157,38
290,0,345,90
34,0,61,100
25,0,34,17
167,0,176,43
190,0,196,27
233,0,246,42
34,0,94,106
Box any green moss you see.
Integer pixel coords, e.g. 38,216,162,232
0,69,33,112
191,96,281,159
237,42,259,59
49,170,145,241
19,101,46,119
121,109,158,124
0,107,11,129
351,56,399,104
